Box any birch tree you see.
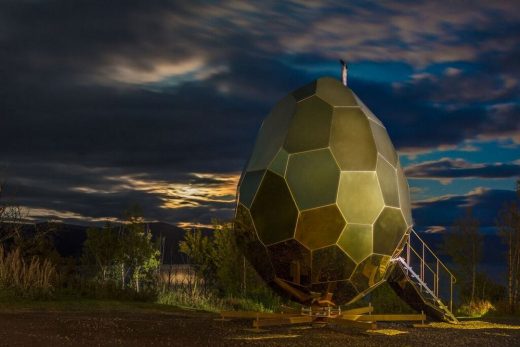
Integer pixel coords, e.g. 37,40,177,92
498,179,520,313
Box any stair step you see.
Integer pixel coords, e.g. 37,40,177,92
391,257,457,323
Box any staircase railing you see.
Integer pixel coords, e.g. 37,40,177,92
402,229,457,314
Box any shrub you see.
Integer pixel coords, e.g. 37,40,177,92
457,299,495,317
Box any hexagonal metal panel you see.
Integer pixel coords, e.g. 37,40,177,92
250,171,298,245
286,149,340,210
312,245,356,283
284,96,332,153
369,121,398,167
353,92,384,126
337,171,384,224
238,170,265,208
350,254,391,293
268,148,289,177
337,224,373,264
376,155,400,207
247,95,296,171
315,77,357,106
295,204,346,250
373,207,408,256
330,107,377,171
292,80,317,101
234,204,275,282
268,239,311,286
397,164,413,226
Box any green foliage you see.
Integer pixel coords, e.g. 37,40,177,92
81,207,161,294
83,223,120,282
177,220,285,309
179,228,216,286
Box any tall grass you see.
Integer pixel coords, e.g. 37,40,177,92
0,246,56,298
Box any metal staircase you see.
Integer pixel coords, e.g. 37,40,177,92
388,229,458,323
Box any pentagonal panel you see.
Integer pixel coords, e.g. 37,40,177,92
251,171,298,245
247,95,296,171
238,170,265,208
330,108,377,171
312,245,356,283
234,204,275,282
369,121,398,167
353,92,384,126
376,155,400,207
337,224,372,264
284,96,332,153
268,239,311,286
337,172,384,224
268,148,288,177
295,205,345,250
315,77,357,106
397,164,413,226
286,149,340,210
373,207,408,256
310,280,358,305
351,254,391,293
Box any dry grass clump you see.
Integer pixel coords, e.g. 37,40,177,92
0,246,56,298
457,299,496,317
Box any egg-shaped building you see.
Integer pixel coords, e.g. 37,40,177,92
234,77,413,306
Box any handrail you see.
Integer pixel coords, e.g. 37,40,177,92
410,229,456,280
400,228,457,315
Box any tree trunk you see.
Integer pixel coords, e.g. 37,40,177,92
121,263,125,290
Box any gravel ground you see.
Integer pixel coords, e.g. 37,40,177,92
0,309,520,347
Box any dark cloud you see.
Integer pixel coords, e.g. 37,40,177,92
0,0,519,225
412,188,517,228
405,158,520,179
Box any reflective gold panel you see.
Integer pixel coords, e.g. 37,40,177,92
376,155,400,207
373,207,408,256
351,254,391,293
268,148,289,177
250,171,298,245
330,107,377,171
369,121,398,167
238,170,265,208
295,205,346,250
337,171,384,224
315,77,357,106
337,224,372,264
234,204,275,282
284,96,332,153
352,92,384,126
286,149,340,210
247,95,296,171
268,239,311,286
397,164,413,226
292,80,316,101
312,245,356,283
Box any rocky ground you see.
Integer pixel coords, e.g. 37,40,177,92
0,307,519,346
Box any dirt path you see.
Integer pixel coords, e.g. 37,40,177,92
0,309,519,346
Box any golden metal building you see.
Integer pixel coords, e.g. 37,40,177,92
235,76,412,305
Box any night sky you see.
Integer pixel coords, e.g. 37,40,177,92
1,1,519,232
